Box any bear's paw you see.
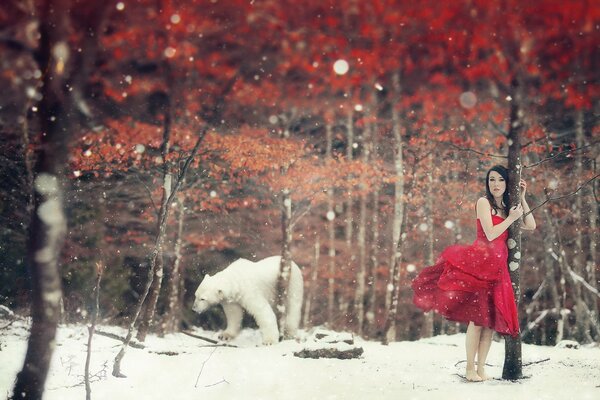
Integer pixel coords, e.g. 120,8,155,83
218,331,237,341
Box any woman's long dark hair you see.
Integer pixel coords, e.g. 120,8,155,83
485,165,510,217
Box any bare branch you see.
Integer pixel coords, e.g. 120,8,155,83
523,141,599,169
166,129,207,206
523,174,599,217
521,135,547,149
134,175,159,215
488,119,508,136
290,203,312,230
434,140,507,159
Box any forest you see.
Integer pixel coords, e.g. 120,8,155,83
0,0,598,398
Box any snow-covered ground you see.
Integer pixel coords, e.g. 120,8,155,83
1,319,599,400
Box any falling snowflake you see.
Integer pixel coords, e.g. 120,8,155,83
333,59,349,75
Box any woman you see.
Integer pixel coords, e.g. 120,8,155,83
411,165,536,381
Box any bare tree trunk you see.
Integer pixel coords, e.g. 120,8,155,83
345,109,354,247
503,80,524,380
137,96,172,342
541,209,563,344
162,195,186,334
387,71,404,312
421,153,435,338
575,109,599,340
382,196,409,345
326,122,336,324
588,183,599,338
113,132,205,378
85,263,103,400
276,187,293,338
572,108,594,341
354,124,370,336
22,99,35,217
545,206,594,343
12,0,103,397
366,122,380,337
302,235,320,328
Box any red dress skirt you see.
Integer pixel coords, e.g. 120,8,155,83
411,213,520,336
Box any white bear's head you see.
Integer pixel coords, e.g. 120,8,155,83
192,274,225,314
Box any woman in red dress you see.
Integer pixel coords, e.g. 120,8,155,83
411,165,536,381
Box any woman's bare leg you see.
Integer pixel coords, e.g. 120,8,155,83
465,322,483,381
476,328,494,380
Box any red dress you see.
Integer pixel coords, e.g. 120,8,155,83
411,212,520,336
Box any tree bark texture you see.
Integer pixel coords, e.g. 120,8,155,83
302,235,320,327
113,132,205,377
421,153,435,338
367,154,380,337
503,81,524,380
326,123,336,324
12,0,106,397
354,124,370,336
136,95,172,342
162,195,186,334
387,71,404,313
276,187,293,338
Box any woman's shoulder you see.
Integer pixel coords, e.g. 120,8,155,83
476,197,491,208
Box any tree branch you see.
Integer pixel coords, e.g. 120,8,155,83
134,175,159,215
523,141,599,169
166,129,207,206
523,174,599,217
521,135,547,149
488,119,508,137
434,140,507,159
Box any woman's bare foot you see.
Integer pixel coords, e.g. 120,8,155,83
477,368,491,381
466,369,483,382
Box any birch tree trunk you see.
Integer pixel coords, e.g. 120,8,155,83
421,153,435,338
326,122,336,324
382,196,409,345
541,208,563,344
276,187,293,338
544,208,595,343
354,124,370,336
345,109,354,248
162,194,186,334
387,71,404,312
302,235,320,327
575,109,599,340
366,124,380,338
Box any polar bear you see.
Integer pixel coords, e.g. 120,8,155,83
192,255,304,345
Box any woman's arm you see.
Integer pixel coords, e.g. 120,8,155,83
518,179,536,230
476,197,521,241
520,197,536,230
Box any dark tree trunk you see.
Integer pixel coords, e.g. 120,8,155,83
12,0,106,397
503,80,524,380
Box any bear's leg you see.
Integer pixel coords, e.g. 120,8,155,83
219,303,243,341
284,268,303,338
245,298,279,345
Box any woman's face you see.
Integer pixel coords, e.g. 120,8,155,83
488,171,506,197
